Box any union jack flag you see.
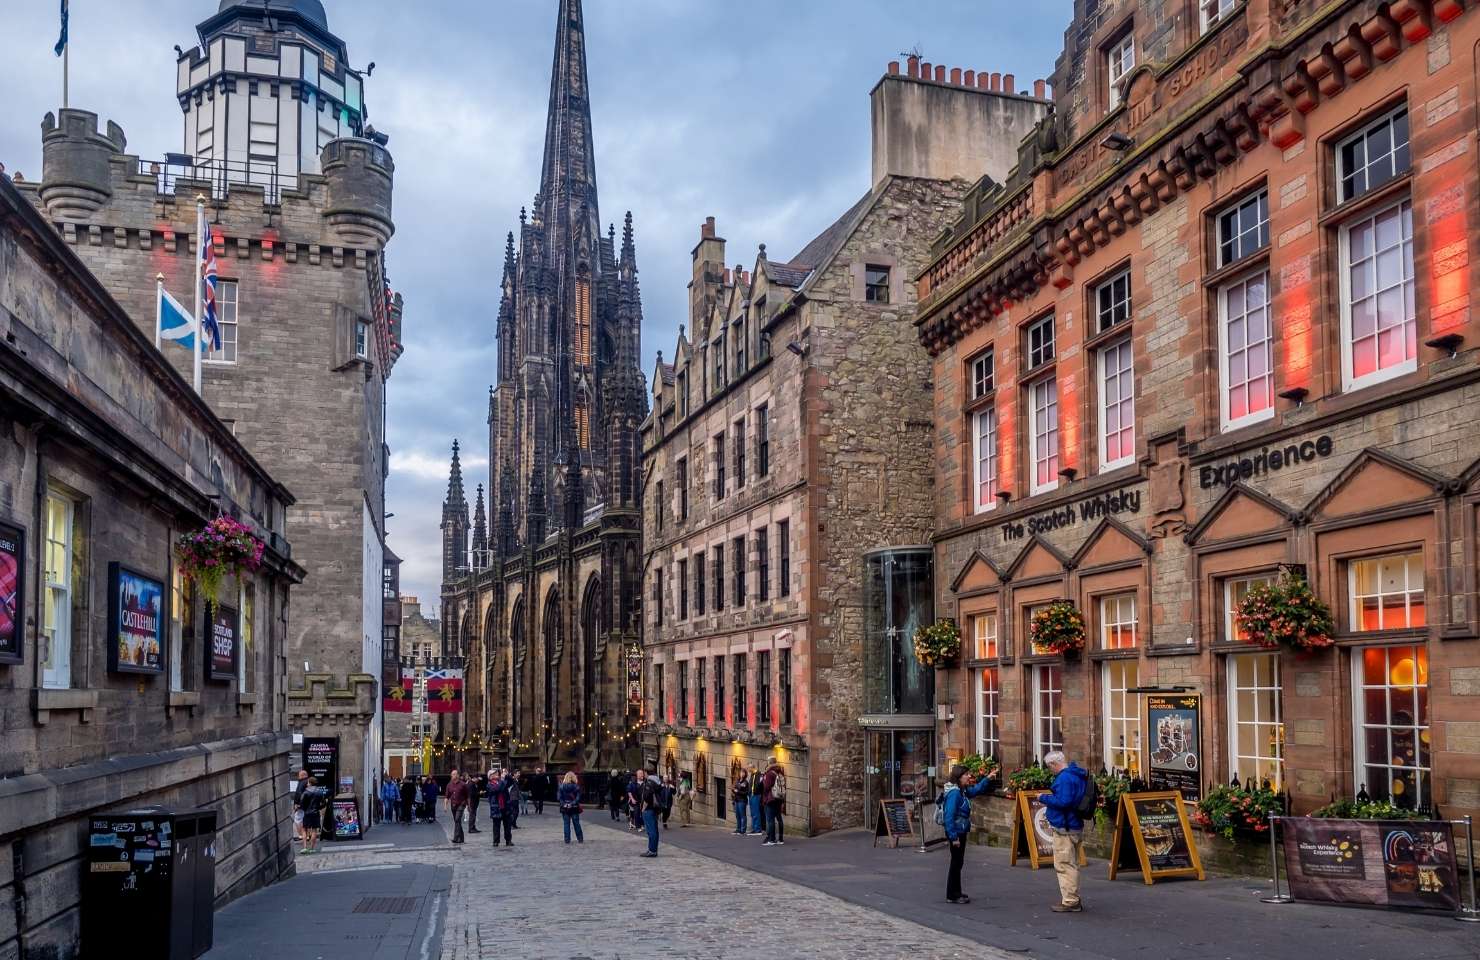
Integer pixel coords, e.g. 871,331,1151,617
197,208,222,352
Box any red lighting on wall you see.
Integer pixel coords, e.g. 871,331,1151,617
1058,370,1079,474
1428,183,1469,335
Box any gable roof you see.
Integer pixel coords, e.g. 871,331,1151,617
765,261,812,288
792,189,874,271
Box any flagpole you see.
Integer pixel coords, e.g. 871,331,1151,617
154,273,164,349
193,197,205,394
62,41,68,109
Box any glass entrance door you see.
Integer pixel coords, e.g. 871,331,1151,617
865,729,937,829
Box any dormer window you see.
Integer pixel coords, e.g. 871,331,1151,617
1107,33,1134,109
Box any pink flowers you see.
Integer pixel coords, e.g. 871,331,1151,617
176,515,265,601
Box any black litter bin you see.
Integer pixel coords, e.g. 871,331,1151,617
82,807,218,960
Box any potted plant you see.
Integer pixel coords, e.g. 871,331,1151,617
1310,797,1429,821
1094,770,1135,830
1005,764,1054,795
1030,601,1086,657
176,515,265,603
1194,783,1285,841
1233,570,1335,652
912,618,962,667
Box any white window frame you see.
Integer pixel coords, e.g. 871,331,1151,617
355,320,369,360
1217,268,1275,432
1095,270,1132,333
1338,198,1417,393
239,580,255,693
976,667,1001,760
1029,375,1059,495
1032,664,1064,761
170,560,186,692
1224,574,1275,644
1107,33,1135,109
973,406,999,514
971,349,994,400
1348,551,1424,632
1102,659,1142,776
1097,337,1135,471
1351,644,1430,808
1336,107,1411,204
1217,190,1268,269
42,491,74,690
973,611,999,660
1200,0,1241,34
1099,593,1138,649
1227,652,1283,790
1027,314,1055,369
204,279,239,364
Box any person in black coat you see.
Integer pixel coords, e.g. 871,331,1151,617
608,770,625,821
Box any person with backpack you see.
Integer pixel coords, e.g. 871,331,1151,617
558,771,585,844
488,768,516,847
762,758,786,846
636,768,663,857
730,773,750,835
379,776,399,826
941,762,999,904
1040,751,1095,913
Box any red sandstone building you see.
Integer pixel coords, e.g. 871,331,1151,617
918,0,1480,821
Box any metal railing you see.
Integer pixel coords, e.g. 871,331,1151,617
139,155,296,205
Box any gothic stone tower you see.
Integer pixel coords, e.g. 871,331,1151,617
441,0,645,774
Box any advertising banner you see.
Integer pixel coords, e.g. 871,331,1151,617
1284,818,1461,911
107,563,164,675
208,603,239,681
1147,693,1201,801
0,521,23,665
303,737,339,794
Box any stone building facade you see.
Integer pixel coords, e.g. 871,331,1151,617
383,596,441,779
438,0,647,775
0,174,302,956
918,0,1480,824
16,0,403,819
640,63,1049,833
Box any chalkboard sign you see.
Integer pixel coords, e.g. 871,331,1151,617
873,799,914,848
1009,789,1087,869
1108,791,1205,883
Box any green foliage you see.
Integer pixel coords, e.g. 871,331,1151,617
1310,798,1429,820
1234,571,1335,651
1006,764,1053,794
1093,772,1133,829
959,754,996,778
912,618,962,667
1029,601,1086,655
1194,784,1283,841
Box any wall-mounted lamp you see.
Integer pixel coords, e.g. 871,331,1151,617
1426,333,1464,359
1100,131,1134,151
786,341,805,357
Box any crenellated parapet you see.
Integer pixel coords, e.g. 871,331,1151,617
39,109,126,219
321,137,394,247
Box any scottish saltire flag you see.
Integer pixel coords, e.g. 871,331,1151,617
54,0,68,56
197,209,222,352
157,284,196,351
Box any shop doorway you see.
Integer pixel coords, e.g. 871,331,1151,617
865,729,935,829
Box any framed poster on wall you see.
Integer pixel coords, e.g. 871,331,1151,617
0,521,24,665
207,603,239,681
107,563,165,675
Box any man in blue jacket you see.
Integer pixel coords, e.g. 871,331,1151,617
1039,751,1092,912
942,762,998,904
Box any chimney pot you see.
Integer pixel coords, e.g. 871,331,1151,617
990,72,1002,91
703,216,716,239
1004,73,1016,94
888,61,900,76
950,67,962,85
934,65,946,83
921,61,932,80
1034,79,1046,99
964,70,975,87
907,55,920,78
977,71,991,89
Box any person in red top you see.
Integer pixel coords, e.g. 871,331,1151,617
446,770,470,844
762,758,786,846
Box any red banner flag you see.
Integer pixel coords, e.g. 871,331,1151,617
383,667,414,713
426,667,464,714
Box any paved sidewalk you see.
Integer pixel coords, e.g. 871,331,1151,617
597,817,1480,960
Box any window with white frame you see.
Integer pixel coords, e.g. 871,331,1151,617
973,407,999,513
41,490,74,690
1029,376,1060,494
355,320,369,359
976,667,1001,760
1353,644,1429,807
973,612,999,660
205,280,239,363
1228,652,1283,789
1027,602,1053,656
1200,0,1241,33
1100,593,1138,649
1217,190,1268,268
1107,33,1134,109
1225,574,1275,643
1337,107,1410,204
1096,270,1131,333
240,582,255,693
971,349,994,399
170,561,189,692
1349,552,1424,631
1103,659,1142,776
1033,664,1064,761
1098,338,1135,470
1340,198,1416,391
1218,269,1274,431
1027,315,1055,369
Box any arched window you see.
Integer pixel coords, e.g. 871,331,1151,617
581,577,603,730
543,588,561,730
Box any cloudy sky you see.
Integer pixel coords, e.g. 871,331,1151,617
1,0,1068,612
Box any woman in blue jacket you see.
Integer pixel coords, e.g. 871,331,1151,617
942,763,998,904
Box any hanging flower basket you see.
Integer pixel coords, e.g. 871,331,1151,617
1234,570,1334,652
912,619,962,667
1030,601,1086,656
177,516,265,603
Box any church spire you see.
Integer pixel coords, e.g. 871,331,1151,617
539,0,598,212
471,484,488,567
441,440,470,581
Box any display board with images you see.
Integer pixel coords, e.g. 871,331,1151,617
0,521,23,665
303,736,339,794
1147,693,1201,801
107,563,164,675
1108,791,1206,883
873,799,914,848
1009,789,1088,870
1283,818,1461,911
332,798,362,841
207,602,239,681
